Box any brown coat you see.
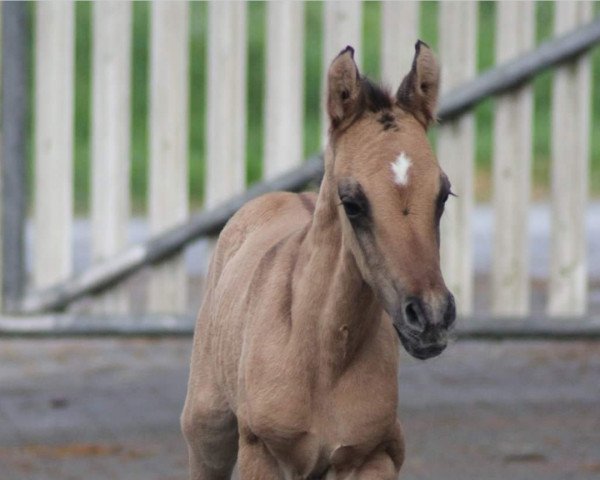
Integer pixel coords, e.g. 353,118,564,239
182,43,455,479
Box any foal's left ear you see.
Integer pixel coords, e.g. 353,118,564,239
327,45,362,129
396,41,440,129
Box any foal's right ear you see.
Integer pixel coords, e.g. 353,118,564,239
327,46,361,129
396,41,440,129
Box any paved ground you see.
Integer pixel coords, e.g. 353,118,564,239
0,337,598,479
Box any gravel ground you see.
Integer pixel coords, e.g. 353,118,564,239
0,338,598,480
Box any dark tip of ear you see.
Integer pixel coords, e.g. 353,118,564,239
415,39,430,52
339,45,355,58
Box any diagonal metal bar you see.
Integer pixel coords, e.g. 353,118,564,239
13,18,600,314
437,17,600,122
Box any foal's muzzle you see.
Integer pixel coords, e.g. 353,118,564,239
392,292,456,360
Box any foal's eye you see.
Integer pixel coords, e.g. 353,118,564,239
440,188,456,206
342,199,363,218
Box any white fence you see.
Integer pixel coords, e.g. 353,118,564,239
1,1,598,320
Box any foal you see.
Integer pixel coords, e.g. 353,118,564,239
182,42,455,479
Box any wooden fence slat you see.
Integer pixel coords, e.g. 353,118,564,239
437,1,477,316
148,1,189,312
206,1,247,207
91,1,132,313
264,1,304,179
321,1,362,146
34,1,74,289
380,1,419,86
548,1,593,316
491,1,535,316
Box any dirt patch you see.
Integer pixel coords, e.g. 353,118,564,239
3,443,152,460
582,462,600,473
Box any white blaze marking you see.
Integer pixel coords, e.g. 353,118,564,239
391,152,412,186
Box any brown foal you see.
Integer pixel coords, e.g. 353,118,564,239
182,42,455,479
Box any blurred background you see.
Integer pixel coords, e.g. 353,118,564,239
1,0,599,317
34,2,600,209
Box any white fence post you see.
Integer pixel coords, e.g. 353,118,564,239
380,1,419,86
264,1,304,179
34,1,74,289
321,1,362,146
148,0,189,312
437,1,477,316
548,1,593,316
206,1,247,207
91,1,132,312
491,1,534,316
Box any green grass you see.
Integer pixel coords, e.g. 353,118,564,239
29,1,600,212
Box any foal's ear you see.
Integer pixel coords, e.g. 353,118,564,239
327,46,361,129
396,41,440,129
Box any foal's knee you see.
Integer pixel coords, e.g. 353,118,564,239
181,398,203,442
182,402,238,446
181,403,230,444
180,406,198,443
181,403,239,478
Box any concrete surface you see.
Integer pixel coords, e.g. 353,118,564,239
0,337,598,479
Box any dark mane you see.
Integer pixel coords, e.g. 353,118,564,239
360,77,393,113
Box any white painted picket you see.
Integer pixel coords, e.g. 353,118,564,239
205,1,247,207
34,1,74,289
264,2,304,179
548,1,593,316
91,1,132,312
437,1,478,316
491,1,535,316
381,1,419,87
148,1,189,312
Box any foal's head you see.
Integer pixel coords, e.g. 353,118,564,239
326,43,455,360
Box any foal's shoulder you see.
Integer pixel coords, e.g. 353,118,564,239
215,191,315,263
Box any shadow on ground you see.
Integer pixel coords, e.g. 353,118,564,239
0,338,598,480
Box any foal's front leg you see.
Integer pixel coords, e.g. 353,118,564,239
327,421,404,480
237,424,281,480
355,421,404,480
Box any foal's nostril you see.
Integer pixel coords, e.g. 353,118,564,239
443,293,457,329
404,300,425,332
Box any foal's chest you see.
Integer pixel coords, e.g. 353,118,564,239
244,351,399,476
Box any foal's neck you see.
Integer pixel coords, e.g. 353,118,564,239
301,152,382,378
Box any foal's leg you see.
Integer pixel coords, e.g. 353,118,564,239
354,421,404,480
353,450,399,479
236,423,281,480
327,421,404,480
181,336,238,480
181,394,239,480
